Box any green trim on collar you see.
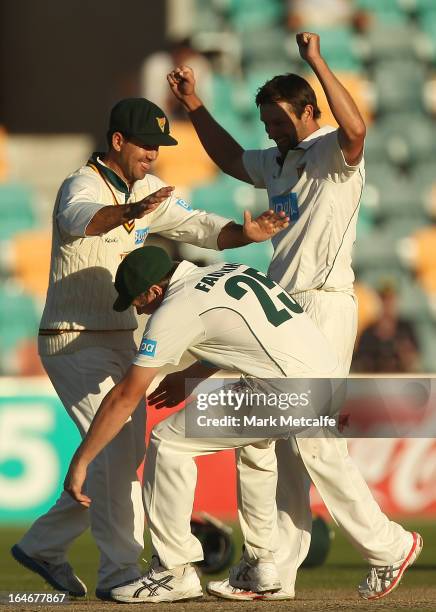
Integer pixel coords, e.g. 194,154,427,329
88,152,130,196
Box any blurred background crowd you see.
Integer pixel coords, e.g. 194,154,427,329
1,0,436,375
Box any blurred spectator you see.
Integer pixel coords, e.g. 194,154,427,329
140,37,212,119
353,282,420,373
286,0,371,34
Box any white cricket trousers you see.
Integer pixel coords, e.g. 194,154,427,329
18,347,146,589
238,290,412,594
143,406,278,570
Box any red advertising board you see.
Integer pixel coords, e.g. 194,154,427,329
147,404,436,519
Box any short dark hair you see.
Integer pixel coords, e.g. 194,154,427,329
255,73,321,119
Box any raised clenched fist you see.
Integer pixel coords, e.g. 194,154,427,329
296,32,321,64
167,65,196,101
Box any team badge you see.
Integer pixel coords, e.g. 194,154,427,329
139,338,157,357
157,117,166,132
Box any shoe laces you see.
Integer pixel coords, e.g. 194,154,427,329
366,564,397,590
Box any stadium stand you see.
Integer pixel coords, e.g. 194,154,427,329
179,0,436,371
1,0,436,372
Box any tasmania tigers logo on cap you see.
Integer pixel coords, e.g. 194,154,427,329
108,99,177,146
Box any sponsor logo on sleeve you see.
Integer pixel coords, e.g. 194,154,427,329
135,227,149,245
176,198,193,212
139,338,157,357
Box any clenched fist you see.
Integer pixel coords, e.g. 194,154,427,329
296,32,322,64
167,65,197,101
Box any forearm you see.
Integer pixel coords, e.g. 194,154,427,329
217,222,251,250
309,57,365,138
73,388,137,466
85,203,142,236
180,95,246,179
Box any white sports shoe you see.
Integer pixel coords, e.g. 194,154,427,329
229,556,281,592
207,579,294,601
110,557,203,603
10,545,87,597
358,532,423,600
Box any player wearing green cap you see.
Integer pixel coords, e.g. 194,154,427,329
11,98,288,599
64,245,339,603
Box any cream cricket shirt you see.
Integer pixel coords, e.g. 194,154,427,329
243,127,365,295
39,154,230,355
134,260,336,377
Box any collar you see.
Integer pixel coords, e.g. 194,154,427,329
168,260,198,288
276,125,337,166
87,152,130,196
295,125,336,151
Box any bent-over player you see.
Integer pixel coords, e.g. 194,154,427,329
64,246,420,604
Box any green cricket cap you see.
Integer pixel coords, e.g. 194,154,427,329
113,246,174,312
108,98,178,147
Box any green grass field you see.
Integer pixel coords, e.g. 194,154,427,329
1,520,435,611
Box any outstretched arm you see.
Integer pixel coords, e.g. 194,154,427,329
297,32,366,166
168,65,253,184
217,210,289,250
64,365,158,506
85,186,174,235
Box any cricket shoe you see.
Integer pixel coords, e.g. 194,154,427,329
207,579,294,601
229,556,281,593
358,531,423,600
10,544,87,597
110,556,203,603
96,578,141,602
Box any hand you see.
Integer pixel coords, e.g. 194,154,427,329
128,186,174,220
296,32,322,64
64,460,91,508
242,210,289,243
167,65,197,102
148,371,192,409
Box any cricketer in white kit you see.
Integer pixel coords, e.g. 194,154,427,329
167,31,422,601
64,245,341,603
11,97,289,598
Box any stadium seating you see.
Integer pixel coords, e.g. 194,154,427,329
355,0,408,25
11,230,51,298
217,241,274,273
227,0,284,33
353,282,381,337
191,173,257,218
0,284,40,375
153,121,217,190
372,61,426,114
0,183,37,241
